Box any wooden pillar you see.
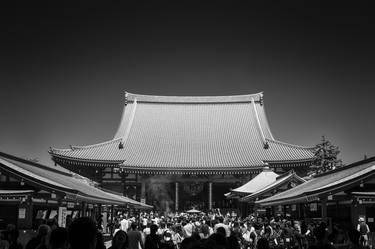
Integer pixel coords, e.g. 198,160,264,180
321,197,327,221
208,182,213,210
141,180,146,203
81,202,87,217
175,182,179,211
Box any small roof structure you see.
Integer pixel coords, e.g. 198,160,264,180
50,92,315,174
257,156,375,206
186,209,203,214
240,170,305,202
226,166,279,198
0,151,151,209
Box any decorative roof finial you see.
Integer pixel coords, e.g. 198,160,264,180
263,141,269,149
259,93,264,106
124,92,128,105
119,141,124,149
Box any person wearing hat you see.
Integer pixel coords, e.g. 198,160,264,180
357,217,370,247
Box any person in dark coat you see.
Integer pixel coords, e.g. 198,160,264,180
26,225,50,249
145,224,161,249
49,227,68,249
109,230,128,249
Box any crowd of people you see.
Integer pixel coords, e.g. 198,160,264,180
0,209,371,249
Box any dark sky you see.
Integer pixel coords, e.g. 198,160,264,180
1,2,374,165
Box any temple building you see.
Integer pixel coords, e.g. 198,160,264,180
49,92,315,211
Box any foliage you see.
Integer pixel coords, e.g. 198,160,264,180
309,136,343,176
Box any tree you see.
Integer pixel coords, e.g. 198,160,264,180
309,136,343,176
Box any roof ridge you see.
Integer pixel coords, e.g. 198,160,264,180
0,151,73,177
312,156,375,178
124,91,264,103
267,139,316,150
50,138,122,152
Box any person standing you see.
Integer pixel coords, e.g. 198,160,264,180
109,230,128,249
145,224,161,249
127,222,144,249
357,217,370,247
49,227,69,249
120,215,129,232
0,231,9,249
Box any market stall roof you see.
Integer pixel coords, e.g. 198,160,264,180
257,156,375,206
226,166,279,198
0,151,151,208
240,171,305,202
50,92,315,174
0,189,34,196
101,189,153,209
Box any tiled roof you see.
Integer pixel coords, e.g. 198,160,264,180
230,167,279,195
257,157,375,206
240,171,305,202
50,92,315,172
0,152,151,208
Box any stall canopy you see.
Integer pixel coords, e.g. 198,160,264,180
0,151,152,209
256,156,375,206
226,166,279,198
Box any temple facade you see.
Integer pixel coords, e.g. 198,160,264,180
49,92,315,211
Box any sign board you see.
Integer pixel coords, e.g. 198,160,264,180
67,202,75,208
141,198,146,204
58,207,67,227
18,208,26,219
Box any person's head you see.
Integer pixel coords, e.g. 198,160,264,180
208,233,226,248
150,224,158,235
7,226,19,243
130,222,137,230
313,225,327,241
37,224,51,238
0,231,7,240
216,227,226,237
49,227,68,249
47,218,58,230
68,217,98,249
359,217,365,223
163,231,172,242
348,229,360,245
112,230,127,249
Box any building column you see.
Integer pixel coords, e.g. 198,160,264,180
141,180,146,203
208,182,213,210
321,197,327,221
175,182,179,211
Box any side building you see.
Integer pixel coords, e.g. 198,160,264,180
49,92,315,212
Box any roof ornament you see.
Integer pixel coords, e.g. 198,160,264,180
263,142,269,149
251,97,269,150
119,97,137,149
259,93,264,106
262,164,271,171
124,92,129,105
119,142,124,149
69,145,74,150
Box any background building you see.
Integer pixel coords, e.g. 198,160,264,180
50,92,315,211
